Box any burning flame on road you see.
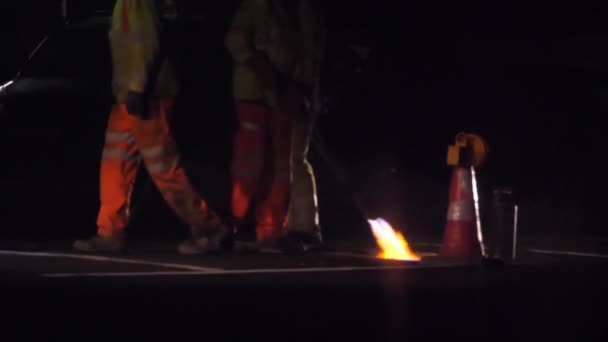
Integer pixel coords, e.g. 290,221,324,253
368,218,421,261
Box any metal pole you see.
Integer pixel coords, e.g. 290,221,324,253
491,188,516,262
512,205,519,259
61,0,68,21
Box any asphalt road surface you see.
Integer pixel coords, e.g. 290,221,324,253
1,238,606,341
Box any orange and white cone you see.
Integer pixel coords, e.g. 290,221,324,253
439,166,484,258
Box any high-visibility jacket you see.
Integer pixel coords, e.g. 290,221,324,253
225,0,326,102
110,0,179,103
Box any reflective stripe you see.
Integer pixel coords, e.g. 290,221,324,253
106,131,135,144
147,162,166,175
102,148,130,160
447,200,474,221
147,157,178,175
241,121,260,131
141,145,164,159
102,148,139,164
456,169,471,199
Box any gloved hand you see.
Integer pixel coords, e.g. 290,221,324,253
125,91,151,120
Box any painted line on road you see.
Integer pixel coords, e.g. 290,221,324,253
322,251,436,260
528,249,608,259
42,265,422,278
0,250,221,272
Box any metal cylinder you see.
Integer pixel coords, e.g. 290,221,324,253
489,189,518,261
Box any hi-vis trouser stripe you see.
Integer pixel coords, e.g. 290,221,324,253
105,131,136,144
102,149,131,160
102,131,138,162
141,145,164,159
241,120,261,131
141,144,179,175
146,157,179,175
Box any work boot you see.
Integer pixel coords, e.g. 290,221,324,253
280,231,323,254
258,238,284,253
73,233,125,253
233,238,285,254
178,214,233,255
226,218,260,254
233,240,261,254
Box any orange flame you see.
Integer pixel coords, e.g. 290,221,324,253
368,218,421,261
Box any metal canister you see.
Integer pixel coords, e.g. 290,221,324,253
489,188,518,261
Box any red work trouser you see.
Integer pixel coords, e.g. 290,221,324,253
231,102,291,241
96,99,214,237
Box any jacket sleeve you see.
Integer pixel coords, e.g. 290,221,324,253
110,0,162,94
225,0,257,64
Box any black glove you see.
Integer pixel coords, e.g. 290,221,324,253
125,91,151,120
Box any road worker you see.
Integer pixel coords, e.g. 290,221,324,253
225,0,326,251
74,0,229,254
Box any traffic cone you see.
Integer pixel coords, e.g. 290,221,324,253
439,166,483,258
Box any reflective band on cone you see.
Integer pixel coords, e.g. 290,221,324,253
439,167,484,258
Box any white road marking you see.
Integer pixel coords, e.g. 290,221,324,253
0,250,221,272
43,265,424,278
322,251,382,260
322,251,436,260
44,271,204,278
528,249,608,259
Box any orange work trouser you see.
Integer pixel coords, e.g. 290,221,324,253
96,99,213,237
231,102,291,241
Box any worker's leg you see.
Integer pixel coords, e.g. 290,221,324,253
254,106,291,242
252,148,274,242
74,105,139,252
231,102,268,227
96,104,141,236
285,107,322,243
132,99,226,251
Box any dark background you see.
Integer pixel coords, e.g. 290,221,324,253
0,0,606,245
